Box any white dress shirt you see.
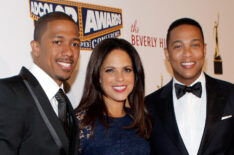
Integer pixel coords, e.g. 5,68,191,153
173,73,207,155
29,63,63,116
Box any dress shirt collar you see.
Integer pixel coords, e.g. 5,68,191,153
173,72,206,93
29,63,64,100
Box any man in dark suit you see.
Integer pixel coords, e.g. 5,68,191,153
0,12,80,155
145,18,234,155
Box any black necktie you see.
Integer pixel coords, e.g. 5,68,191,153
175,82,202,99
55,89,70,137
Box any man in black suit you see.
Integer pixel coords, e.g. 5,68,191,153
0,12,80,155
146,18,234,155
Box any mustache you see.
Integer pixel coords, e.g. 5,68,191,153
56,57,74,64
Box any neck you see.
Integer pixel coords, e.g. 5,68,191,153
108,108,126,118
174,72,203,86
103,96,126,118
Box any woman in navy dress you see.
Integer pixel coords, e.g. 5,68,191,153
76,38,152,155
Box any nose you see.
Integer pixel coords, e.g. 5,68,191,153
62,43,73,57
183,46,192,57
116,71,124,82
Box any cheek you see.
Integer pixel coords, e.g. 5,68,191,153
74,52,79,60
100,74,113,87
100,79,113,96
170,55,180,65
198,52,205,59
194,51,205,62
126,74,135,90
73,49,80,59
42,48,55,60
128,74,135,84
129,82,134,92
38,51,50,64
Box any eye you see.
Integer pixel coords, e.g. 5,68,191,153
105,68,114,73
52,40,61,45
124,67,133,72
173,44,182,49
72,42,80,47
192,43,200,48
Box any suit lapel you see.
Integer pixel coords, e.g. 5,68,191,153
65,94,79,155
157,80,189,155
198,74,228,155
19,67,70,154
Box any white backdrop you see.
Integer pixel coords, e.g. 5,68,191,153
1,0,234,108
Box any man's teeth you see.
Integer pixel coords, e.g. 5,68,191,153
113,86,126,90
181,62,194,66
58,62,71,67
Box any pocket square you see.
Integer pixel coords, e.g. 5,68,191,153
221,115,232,120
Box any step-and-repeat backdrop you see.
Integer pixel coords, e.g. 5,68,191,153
1,0,234,108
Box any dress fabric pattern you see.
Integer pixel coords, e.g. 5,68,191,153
77,111,150,155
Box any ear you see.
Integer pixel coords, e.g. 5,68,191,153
30,40,40,58
164,48,170,61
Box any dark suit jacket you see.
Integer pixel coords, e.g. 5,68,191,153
0,67,79,155
145,74,234,155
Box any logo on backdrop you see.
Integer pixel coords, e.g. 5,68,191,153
29,0,123,50
130,20,166,48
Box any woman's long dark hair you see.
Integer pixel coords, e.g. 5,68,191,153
76,38,152,138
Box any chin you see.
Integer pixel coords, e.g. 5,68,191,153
113,97,127,103
57,76,71,82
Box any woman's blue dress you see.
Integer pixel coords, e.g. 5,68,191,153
77,111,150,155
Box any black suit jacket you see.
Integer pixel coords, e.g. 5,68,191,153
145,74,234,155
0,67,79,155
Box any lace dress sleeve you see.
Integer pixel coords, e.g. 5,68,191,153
76,110,92,154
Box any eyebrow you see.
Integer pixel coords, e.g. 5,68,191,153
191,38,202,42
170,40,182,46
171,38,202,46
103,65,133,69
73,38,80,42
170,40,183,46
54,35,80,41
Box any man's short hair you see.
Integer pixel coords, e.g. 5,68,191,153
166,18,204,47
34,12,77,42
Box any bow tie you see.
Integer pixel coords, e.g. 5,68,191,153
175,82,202,99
